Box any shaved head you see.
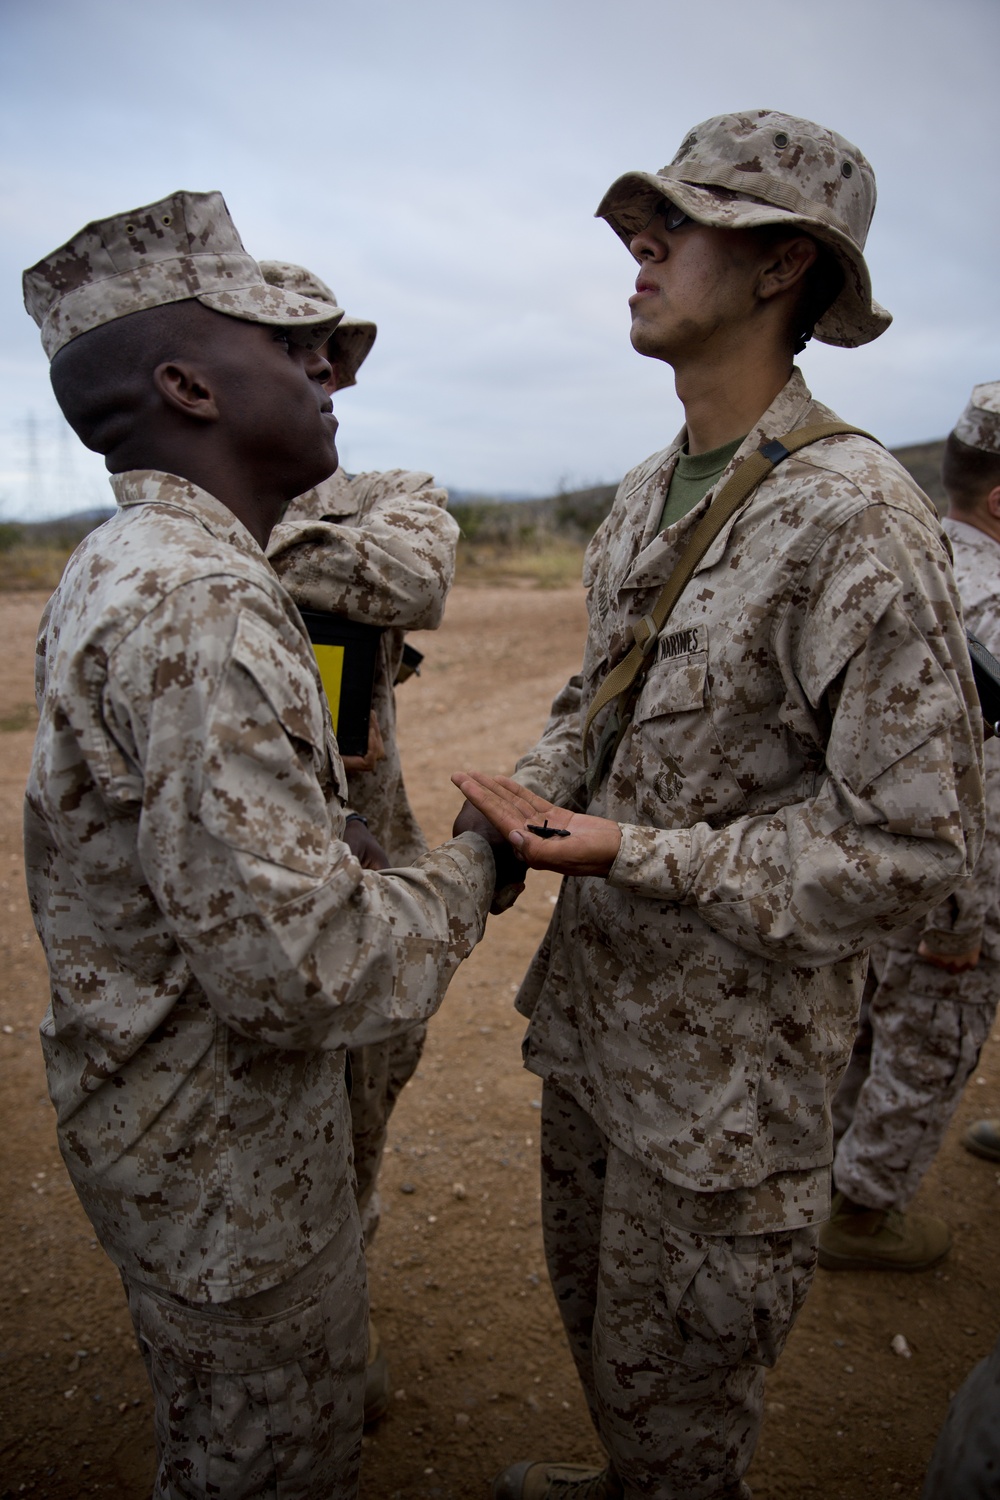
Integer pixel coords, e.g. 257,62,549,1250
50,301,222,462
48,299,338,543
943,432,1000,514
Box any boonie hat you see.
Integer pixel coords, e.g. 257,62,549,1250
23,190,343,360
597,109,891,348
953,382,1000,456
259,261,377,389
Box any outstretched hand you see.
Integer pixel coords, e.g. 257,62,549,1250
451,772,621,878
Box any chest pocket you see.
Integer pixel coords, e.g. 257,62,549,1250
200,610,340,877
625,638,750,828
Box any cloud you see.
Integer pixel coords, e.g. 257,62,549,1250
3,0,998,515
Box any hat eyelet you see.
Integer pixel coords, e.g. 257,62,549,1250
124,224,135,235
841,162,854,178
161,215,171,226
773,132,789,149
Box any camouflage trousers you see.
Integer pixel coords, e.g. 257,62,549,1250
348,1022,426,1243
541,1085,818,1500
833,927,998,1212
123,1207,367,1499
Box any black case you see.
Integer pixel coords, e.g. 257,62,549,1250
968,632,1000,731
299,610,384,758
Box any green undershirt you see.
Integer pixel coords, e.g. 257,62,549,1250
657,435,745,533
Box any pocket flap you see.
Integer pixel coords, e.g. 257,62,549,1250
229,609,325,753
634,644,708,723
199,610,332,876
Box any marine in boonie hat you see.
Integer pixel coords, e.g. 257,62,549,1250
597,109,891,349
953,382,1000,456
22,190,343,360
259,261,376,390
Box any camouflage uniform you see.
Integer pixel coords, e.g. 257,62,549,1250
513,367,984,1496
268,466,459,1239
22,194,493,1499
834,386,1000,1213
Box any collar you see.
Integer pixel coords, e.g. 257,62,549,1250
297,467,361,522
944,515,1000,553
623,368,820,593
110,470,264,561
657,366,815,474
728,365,816,462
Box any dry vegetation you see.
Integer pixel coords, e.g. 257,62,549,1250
0,545,75,593
455,538,587,589
0,441,945,596
0,515,106,593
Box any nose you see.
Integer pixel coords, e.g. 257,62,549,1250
628,210,667,263
303,343,334,385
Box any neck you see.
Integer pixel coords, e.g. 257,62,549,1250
111,441,283,550
674,344,794,456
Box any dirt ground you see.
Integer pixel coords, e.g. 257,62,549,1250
2,583,999,1500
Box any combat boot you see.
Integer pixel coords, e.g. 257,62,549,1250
818,1191,950,1271
363,1317,389,1427
962,1118,1000,1162
491,1460,623,1500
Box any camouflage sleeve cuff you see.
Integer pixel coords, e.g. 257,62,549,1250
444,830,495,924
921,875,992,948
920,922,986,955
606,823,694,901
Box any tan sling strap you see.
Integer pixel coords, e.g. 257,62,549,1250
582,421,879,792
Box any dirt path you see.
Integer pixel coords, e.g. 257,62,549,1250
1,584,998,1500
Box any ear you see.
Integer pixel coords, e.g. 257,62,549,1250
986,484,1000,521
153,360,220,423
757,235,819,303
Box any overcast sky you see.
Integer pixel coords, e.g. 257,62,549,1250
2,0,998,518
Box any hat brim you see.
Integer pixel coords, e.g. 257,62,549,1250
198,282,344,350
596,171,891,349
325,316,377,389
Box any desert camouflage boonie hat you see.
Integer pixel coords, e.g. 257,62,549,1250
23,191,343,360
597,109,891,348
953,382,1000,456
259,261,376,389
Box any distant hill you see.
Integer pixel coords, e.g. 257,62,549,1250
450,437,948,544
10,509,115,546
9,438,947,556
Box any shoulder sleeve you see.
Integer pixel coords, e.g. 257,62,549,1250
268,469,458,631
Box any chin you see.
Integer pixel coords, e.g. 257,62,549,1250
629,324,672,361
297,444,339,496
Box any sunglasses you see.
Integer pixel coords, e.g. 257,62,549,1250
660,202,690,231
638,201,690,236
